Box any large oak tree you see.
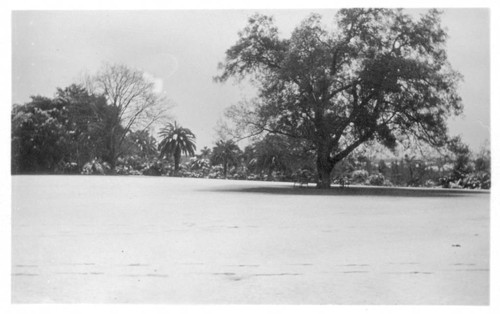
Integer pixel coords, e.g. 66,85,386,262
216,9,463,188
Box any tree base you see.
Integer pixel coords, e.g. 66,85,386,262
316,181,332,189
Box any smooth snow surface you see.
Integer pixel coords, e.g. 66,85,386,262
11,176,489,304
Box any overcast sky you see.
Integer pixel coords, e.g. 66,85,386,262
11,9,490,152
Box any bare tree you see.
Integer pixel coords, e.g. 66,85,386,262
84,63,172,169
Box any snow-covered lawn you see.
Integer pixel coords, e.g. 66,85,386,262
11,176,489,304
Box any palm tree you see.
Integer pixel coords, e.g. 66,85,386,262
211,140,241,178
198,146,212,159
126,130,158,159
158,121,196,175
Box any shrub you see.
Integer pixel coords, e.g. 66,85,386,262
208,165,225,179
438,176,453,188
114,156,167,176
350,170,369,184
82,158,110,175
439,172,490,190
232,168,249,180
367,173,386,186
424,179,438,188
461,172,490,189
292,169,314,184
186,157,211,177
142,164,162,176
57,161,79,174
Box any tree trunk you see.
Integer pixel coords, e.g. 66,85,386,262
174,149,181,176
107,128,117,171
317,163,334,188
109,151,116,170
316,143,334,189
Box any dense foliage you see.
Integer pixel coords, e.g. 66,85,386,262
12,85,112,173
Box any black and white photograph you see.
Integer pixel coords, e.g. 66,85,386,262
2,0,498,311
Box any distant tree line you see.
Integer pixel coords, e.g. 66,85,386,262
329,138,490,189
176,136,490,190
11,77,489,189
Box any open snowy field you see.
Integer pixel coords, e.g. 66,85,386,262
11,175,489,304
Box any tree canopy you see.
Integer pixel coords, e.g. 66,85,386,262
216,9,463,188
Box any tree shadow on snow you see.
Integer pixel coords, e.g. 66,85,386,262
205,184,488,198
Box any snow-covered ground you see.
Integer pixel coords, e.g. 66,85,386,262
11,176,489,304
